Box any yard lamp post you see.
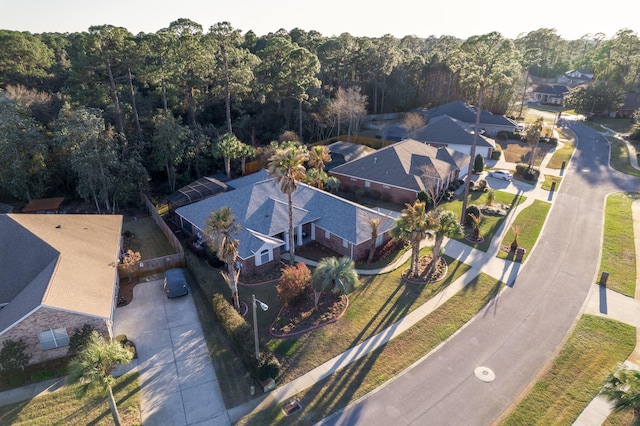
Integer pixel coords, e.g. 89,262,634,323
252,294,269,358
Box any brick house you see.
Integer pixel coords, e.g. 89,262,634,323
174,171,396,276
0,214,123,364
329,139,470,206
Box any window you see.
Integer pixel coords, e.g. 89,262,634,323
383,185,390,189
325,230,330,239
365,181,371,188
343,238,349,248
350,177,357,181
39,328,69,350
376,234,384,247
259,249,271,265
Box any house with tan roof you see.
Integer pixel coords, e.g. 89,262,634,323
0,214,123,364
329,139,470,205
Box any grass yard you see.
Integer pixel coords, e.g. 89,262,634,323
541,175,562,191
608,137,640,178
443,191,526,252
267,249,472,383
496,139,548,166
497,199,551,262
545,133,575,170
122,216,175,259
0,372,141,426
237,272,505,425
499,315,635,426
599,192,639,297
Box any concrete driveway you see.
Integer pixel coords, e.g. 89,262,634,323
113,277,230,425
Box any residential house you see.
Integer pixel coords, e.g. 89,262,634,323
329,139,470,206
0,214,123,364
557,69,594,86
416,100,519,137
612,92,640,118
174,174,396,276
385,114,496,159
532,84,570,106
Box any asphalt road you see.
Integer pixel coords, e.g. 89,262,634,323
322,122,639,425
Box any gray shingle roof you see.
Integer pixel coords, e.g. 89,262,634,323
175,177,396,259
329,139,470,191
423,100,515,126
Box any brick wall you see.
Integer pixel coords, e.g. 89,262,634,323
0,308,110,365
331,173,417,206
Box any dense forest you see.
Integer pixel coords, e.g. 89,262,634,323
0,21,639,210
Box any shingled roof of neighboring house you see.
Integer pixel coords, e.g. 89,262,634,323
329,139,470,192
620,92,640,111
422,100,515,126
175,175,395,259
326,141,375,170
0,214,122,335
534,84,570,96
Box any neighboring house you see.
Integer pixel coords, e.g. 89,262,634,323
612,92,640,118
21,197,65,214
384,114,496,159
416,100,519,137
329,139,470,205
174,174,396,276
0,214,123,364
325,141,375,171
532,84,570,106
557,69,594,86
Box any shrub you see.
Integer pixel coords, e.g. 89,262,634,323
491,144,502,160
115,334,137,359
516,163,539,181
374,238,403,262
472,179,489,192
497,131,509,141
465,205,482,226
68,323,96,354
276,263,312,308
0,338,30,372
417,190,429,203
380,192,391,202
369,189,381,200
211,293,280,380
474,154,484,173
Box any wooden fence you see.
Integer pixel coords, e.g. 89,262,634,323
117,194,186,279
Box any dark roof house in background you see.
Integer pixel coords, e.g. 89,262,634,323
0,214,122,364
613,92,640,118
557,69,594,86
532,84,570,106
382,114,496,159
329,139,470,205
418,100,518,136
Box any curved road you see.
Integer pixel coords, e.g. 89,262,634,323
324,122,639,425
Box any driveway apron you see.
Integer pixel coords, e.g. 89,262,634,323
113,279,230,425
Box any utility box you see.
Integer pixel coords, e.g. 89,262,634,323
600,271,609,286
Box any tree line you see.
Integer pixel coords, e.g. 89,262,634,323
1,21,639,207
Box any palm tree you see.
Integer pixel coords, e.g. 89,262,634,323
267,145,309,265
469,212,483,240
391,200,432,278
360,210,391,263
428,209,464,278
525,116,544,170
600,366,640,425
312,256,358,308
308,145,331,189
68,332,133,426
205,206,242,309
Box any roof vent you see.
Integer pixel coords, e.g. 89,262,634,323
55,224,61,229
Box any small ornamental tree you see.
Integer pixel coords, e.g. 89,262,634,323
0,338,31,372
121,249,141,283
276,262,311,308
474,154,484,173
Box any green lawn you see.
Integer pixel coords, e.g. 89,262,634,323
546,133,575,170
122,217,175,259
497,200,551,262
442,191,526,252
609,137,640,178
237,272,505,425
500,315,635,426
541,175,562,191
266,250,472,383
0,372,141,426
599,192,639,297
